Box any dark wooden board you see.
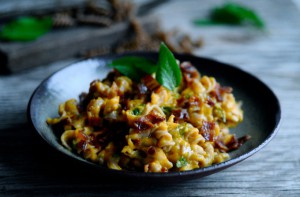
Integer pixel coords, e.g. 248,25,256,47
0,15,159,73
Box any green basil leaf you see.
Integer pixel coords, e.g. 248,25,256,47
131,57,157,74
109,56,158,81
176,157,188,168
156,43,182,91
211,3,264,28
110,56,157,74
0,16,53,41
112,64,142,81
194,3,264,29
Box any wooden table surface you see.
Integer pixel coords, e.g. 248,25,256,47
0,0,299,196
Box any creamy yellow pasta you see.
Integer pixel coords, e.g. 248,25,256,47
47,61,247,172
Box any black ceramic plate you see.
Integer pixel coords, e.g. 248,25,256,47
28,52,281,181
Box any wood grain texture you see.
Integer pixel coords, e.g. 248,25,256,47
0,0,300,196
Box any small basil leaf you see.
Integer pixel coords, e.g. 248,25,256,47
112,65,141,81
132,57,157,74
156,43,182,91
193,3,264,29
176,157,188,168
110,56,157,74
211,3,264,28
0,16,53,41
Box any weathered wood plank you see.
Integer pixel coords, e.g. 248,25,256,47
0,15,159,73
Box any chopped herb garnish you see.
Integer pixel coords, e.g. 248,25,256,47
214,107,226,123
176,157,188,168
179,125,186,136
156,43,182,91
162,106,173,117
109,43,182,91
132,108,141,116
193,3,265,29
0,16,53,41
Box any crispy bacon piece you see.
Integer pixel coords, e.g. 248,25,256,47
133,110,165,131
79,80,101,109
89,129,108,148
76,131,89,151
215,139,228,152
188,96,201,107
180,62,200,83
132,139,141,146
147,112,165,124
77,140,88,151
226,135,251,151
220,86,233,94
133,118,153,131
171,108,189,123
176,97,187,107
210,83,233,102
147,146,156,155
206,96,215,106
161,167,168,172
238,135,251,145
141,75,160,91
210,84,222,102
177,96,201,109
119,94,129,110
215,134,251,152
200,121,215,141
134,83,151,102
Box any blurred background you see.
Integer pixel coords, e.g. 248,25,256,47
1,0,299,73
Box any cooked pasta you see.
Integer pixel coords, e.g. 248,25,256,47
47,61,248,172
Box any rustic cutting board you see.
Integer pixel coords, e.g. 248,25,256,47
0,0,162,73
